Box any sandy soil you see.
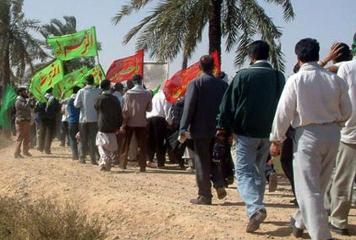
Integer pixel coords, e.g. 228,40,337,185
0,139,355,240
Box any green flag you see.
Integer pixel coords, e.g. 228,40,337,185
53,66,89,99
0,85,17,129
83,64,106,86
29,60,64,102
47,27,98,61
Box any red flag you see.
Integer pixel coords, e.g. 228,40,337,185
163,50,221,103
163,62,201,103
106,49,144,83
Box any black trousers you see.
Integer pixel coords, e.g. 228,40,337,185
147,117,167,166
79,122,98,162
193,138,226,199
38,121,56,153
280,134,296,197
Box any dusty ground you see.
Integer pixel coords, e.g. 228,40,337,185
0,139,355,240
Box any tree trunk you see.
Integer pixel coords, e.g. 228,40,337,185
2,41,11,89
182,52,188,70
208,0,222,63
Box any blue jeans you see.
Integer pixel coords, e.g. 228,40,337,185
234,135,270,218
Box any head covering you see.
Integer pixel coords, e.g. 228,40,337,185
16,85,27,95
17,85,27,90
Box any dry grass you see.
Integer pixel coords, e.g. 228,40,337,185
0,197,107,240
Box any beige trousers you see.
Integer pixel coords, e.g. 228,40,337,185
330,142,356,229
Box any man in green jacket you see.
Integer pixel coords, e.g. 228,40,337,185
217,40,285,233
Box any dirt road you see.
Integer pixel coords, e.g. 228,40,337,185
0,140,355,240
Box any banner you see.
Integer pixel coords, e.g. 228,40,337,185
47,27,98,61
106,50,144,83
143,62,168,90
163,63,200,103
0,85,17,129
29,60,64,102
53,66,89,99
163,50,221,103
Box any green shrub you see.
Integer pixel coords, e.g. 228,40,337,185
0,197,107,240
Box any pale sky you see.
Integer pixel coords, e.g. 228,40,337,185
24,0,356,79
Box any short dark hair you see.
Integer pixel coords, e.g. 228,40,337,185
132,74,142,85
199,55,214,73
72,86,81,94
248,40,270,60
126,80,134,90
293,63,300,74
113,83,124,92
295,38,320,62
86,75,95,85
100,79,111,91
17,87,26,95
334,43,352,63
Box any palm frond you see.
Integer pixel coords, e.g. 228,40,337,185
263,0,295,21
112,0,154,25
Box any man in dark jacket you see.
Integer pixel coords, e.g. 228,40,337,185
14,86,33,158
95,80,122,171
217,40,285,233
35,88,60,154
180,55,228,205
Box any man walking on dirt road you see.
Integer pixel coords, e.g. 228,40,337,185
180,55,228,205
217,40,285,233
14,86,33,158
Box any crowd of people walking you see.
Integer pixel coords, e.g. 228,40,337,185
10,33,356,240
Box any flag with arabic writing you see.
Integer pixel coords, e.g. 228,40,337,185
106,50,144,83
53,66,89,99
163,50,221,103
29,60,64,102
47,27,98,61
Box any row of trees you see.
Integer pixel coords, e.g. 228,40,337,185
0,0,295,95
113,0,294,70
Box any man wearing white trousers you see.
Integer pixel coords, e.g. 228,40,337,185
270,38,351,240
328,33,356,236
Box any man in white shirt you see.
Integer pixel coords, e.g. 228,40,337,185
270,38,351,240
328,33,356,236
146,90,172,168
74,75,101,164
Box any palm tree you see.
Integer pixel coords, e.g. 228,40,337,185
40,16,77,37
113,0,294,71
0,0,48,88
